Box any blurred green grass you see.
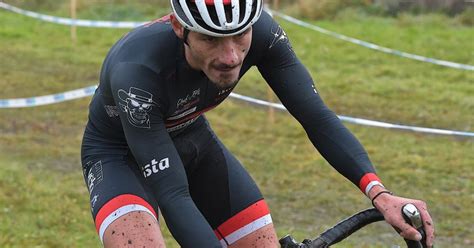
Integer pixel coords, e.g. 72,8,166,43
0,2,473,247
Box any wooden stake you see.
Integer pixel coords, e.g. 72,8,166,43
267,86,275,124
273,0,280,10
70,0,77,42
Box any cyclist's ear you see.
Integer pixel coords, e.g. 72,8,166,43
170,14,185,39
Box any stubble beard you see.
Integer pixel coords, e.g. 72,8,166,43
210,78,239,90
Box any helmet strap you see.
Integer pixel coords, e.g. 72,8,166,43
183,28,190,46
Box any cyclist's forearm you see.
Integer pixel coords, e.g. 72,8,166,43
295,105,379,191
125,136,221,247
254,28,382,195
287,97,384,195
156,188,221,247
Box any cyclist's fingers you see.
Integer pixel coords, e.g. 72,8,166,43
396,222,422,241
417,202,435,247
385,214,422,241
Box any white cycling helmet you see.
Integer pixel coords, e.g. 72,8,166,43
171,0,263,37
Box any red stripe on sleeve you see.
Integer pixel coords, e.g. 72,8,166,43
94,194,157,233
216,199,270,237
214,230,223,240
358,173,381,193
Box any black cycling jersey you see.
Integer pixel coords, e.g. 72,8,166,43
82,10,376,247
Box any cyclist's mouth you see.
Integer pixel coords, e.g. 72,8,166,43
213,64,240,73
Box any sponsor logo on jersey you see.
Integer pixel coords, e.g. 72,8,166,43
168,107,197,121
176,88,200,109
104,105,119,117
269,25,289,49
85,160,104,196
143,158,170,178
166,116,199,132
269,24,295,58
118,87,156,129
91,194,99,209
218,87,233,96
215,86,234,102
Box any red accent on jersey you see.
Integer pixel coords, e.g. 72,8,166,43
144,14,172,27
214,230,223,240
165,105,218,128
215,199,270,237
359,173,381,193
94,194,157,233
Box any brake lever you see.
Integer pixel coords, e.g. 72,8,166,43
402,204,427,248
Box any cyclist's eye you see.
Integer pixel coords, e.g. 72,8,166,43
239,28,251,37
204,37,216,42
142,104,151,110
198,34,215,42
130,100,140,107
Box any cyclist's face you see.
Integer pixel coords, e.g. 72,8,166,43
185,29,252,89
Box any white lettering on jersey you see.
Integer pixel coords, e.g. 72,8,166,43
143,158,170,178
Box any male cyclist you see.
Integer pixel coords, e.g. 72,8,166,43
81,0,435,247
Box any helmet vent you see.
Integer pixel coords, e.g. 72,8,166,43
171,0,263,37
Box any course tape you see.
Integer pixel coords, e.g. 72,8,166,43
0,85,472,137
270,10,474,71
229,93,474,138
1,2,472,70
0,2,145,28
0,85,97,108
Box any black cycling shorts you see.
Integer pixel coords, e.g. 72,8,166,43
81,118,270,245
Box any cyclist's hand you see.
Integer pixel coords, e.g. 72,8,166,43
370,189,435,248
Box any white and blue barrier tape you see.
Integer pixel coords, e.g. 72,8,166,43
0,85,472,137
270,11,474,71
0,2,145,28
229,93,474,138
0,85,97,108
1,2,473,70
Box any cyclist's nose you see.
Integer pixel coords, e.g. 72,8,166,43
218,39,239,66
